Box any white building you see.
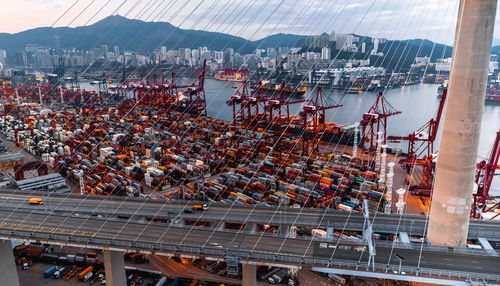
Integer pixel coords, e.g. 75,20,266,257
0,49,6,66
435,58,452,72
321,47,331,60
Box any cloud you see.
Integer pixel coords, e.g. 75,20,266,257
0,0,499,45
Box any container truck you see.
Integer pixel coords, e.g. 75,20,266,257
43,266,58,278
268,268,289,284
77,266,93,280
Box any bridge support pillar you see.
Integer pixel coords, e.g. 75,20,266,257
278,224,290,236
217,221,226,230
103,250,127,286
427,0,497,247
242,264,257,286
174,219,185,227
0,240,20,286
327,227,334,241
245,223,258,233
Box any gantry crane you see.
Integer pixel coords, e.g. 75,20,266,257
387,89,447,195
300,87,342,156
472,129,500,219
360,92,401,150
226,81,252,125
125,60,207,116
264,96,305,128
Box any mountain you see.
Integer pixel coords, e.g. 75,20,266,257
253,33,306,49
0,15,257,54
0,15,453,71
0,15,309,55
492,45,500,56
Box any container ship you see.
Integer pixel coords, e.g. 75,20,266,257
214,69,248,82
252,80,306,97
485,84,500,103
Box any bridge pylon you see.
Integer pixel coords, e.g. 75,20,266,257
427,0,497,247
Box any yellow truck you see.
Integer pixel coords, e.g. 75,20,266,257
28,198,44,205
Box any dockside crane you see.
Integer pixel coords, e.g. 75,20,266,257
300,87,342,156
226,81,251,125
360,92,401,150
387,89,447,195
472,129,500,219
123,60,207,116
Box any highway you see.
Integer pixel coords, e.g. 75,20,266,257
0,191,499,238
0,208,498,281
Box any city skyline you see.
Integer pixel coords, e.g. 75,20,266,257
2,0,500,45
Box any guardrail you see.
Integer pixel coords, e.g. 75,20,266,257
1,228,499,283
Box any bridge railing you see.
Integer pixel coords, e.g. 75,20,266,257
1,228,499,282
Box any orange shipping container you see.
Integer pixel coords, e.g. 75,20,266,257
78,266,93,280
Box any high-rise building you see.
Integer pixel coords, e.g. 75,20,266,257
113,45,120,57
321,47,331,60
336,34,357,51
305,34,330,48
0,49,6,66
372,38,379,54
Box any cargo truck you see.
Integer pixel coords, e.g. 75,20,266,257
268,268,289,284
78,266,93,280
43,266,58,278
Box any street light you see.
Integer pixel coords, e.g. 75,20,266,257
395,254,405,274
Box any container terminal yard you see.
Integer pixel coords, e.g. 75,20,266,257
0,0,500,286
0,58,498,286
0,68,430,215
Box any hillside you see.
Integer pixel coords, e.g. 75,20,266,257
0,15,456,71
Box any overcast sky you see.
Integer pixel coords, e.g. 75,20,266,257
1,0,499,45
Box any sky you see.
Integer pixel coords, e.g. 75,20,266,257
0,0,499,45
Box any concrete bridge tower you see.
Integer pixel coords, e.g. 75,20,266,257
427,0,497,246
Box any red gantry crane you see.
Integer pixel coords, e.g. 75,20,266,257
226,81,252,125
300,87,342,156
472,129,500,219
387,89,447,196
124,60,207,116
360,92,401,150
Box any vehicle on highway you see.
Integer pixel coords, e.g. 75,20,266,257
28,198,44,205
192,204,208,211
